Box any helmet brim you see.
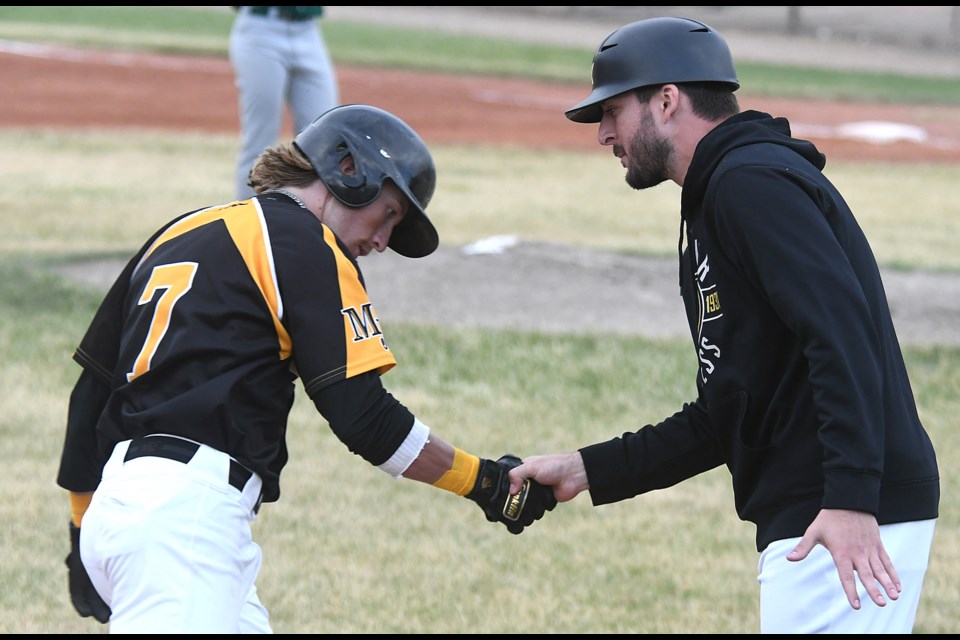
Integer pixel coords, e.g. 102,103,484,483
388,193,439,258
565,89,612,124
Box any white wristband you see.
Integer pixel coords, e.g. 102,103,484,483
377,417,430,479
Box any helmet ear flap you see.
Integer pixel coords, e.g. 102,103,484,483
298,136,381,207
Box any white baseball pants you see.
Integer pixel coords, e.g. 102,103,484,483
80,437,270,633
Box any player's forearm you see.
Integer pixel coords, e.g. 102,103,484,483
321,377,552,528
400,434,456,484
57,368,112,493
377,420,480,494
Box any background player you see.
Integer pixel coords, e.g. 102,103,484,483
57,104,556,632
508,17,939,633
230,5,339,199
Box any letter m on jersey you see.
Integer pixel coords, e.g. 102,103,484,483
341,303,384,342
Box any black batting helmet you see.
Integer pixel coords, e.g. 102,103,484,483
295,104,438,258
565,17,739,124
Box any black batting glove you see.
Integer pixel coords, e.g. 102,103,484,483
66,521,111,624
466,454,558,534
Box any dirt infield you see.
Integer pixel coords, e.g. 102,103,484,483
3,42,960,163
4,42,960,345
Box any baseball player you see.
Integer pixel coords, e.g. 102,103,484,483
230,6,339,200
507,17,939,633
57,104,556,633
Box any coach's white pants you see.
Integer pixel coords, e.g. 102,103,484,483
758,519,936,634
80,437,270,633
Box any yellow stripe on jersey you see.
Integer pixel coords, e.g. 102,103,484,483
139,201,292,360
322,225,397,377
227,200,290,359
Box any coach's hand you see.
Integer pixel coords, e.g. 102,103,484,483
466,454,557,534
66,521,111,624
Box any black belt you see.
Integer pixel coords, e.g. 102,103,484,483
245,6,316,21
124,435,252,492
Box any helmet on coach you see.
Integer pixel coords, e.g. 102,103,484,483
294,104,438,258
565,17,740,124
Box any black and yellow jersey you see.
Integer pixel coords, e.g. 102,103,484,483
63,192,397,501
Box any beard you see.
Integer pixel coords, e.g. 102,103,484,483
619,106,673,190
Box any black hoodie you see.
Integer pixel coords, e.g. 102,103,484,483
579,110,939,551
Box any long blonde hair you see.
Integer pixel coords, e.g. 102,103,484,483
247,142,320,193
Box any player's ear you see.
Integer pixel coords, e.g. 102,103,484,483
339,155,357,177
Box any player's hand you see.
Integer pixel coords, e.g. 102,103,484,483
508,451,590,503
65,521,111,624
466,454,557,534
787,508,901,611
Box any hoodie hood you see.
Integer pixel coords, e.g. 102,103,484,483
680,110,825,221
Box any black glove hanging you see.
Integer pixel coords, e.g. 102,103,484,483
65,521,111,624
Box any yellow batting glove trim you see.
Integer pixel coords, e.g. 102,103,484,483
70,491,93,528
431,448,480,496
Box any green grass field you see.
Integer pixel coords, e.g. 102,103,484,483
0,6,957,634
